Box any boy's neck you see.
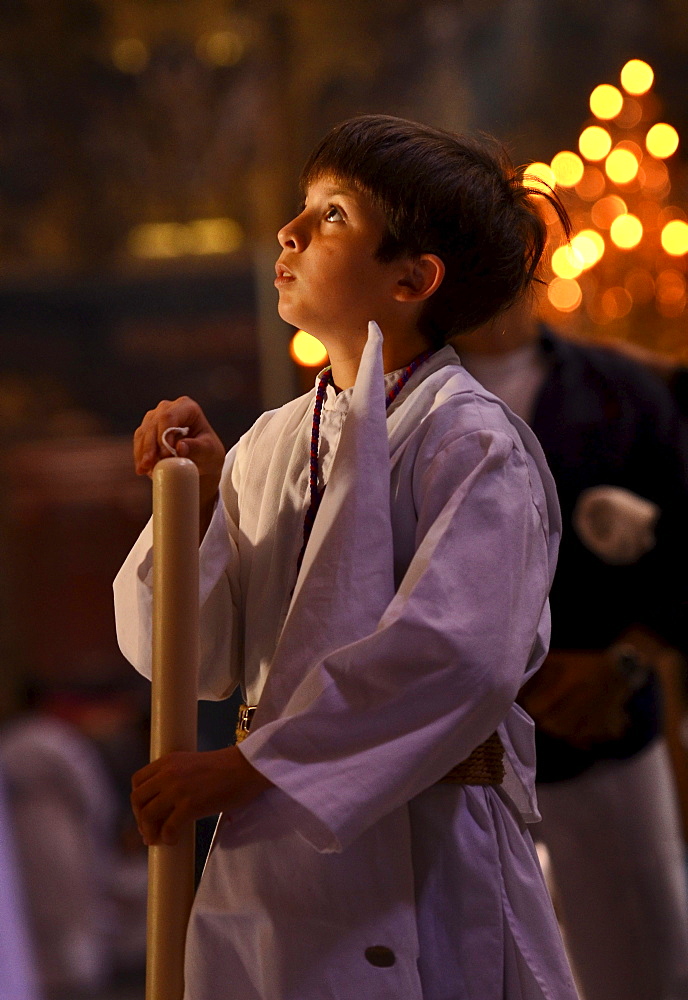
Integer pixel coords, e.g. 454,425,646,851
326,329,435,391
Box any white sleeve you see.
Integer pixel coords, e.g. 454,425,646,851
239,429,553,852
113,448,243,700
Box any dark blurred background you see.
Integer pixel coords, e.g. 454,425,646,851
0,2,686,997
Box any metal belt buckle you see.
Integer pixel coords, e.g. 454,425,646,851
237,704,256,735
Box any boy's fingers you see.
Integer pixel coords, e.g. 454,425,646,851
160,803,190,846
131,756,166,787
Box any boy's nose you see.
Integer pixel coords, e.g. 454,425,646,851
277,217,306,251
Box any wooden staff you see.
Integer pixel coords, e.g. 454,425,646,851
148,451,200,1000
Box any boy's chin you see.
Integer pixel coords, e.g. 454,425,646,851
277,302,305,330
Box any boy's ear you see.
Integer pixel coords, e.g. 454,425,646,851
393,254,445,303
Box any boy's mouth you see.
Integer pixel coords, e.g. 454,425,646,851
274,263,295,287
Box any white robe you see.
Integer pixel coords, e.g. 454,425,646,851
114,324,578,1000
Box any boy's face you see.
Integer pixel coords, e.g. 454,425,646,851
275,175,406,343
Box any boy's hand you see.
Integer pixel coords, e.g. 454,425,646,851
133,397,226,530
131,746,273,847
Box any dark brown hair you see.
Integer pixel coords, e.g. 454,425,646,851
301,115,570,345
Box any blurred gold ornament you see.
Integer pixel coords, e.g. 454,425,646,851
609,213,643,249
661,220,688,256
620,60,654,96
571,230,605,267
548,277,583,312
579,126,612,161
590,84,624,120
601,286,633,319
645,123,679,159
575,166,606,201
591,195,627,228
289,331,328,367
552,244,585,279
112,38,149,74
605,148,640,184
523,162,556,193
551,151,585,188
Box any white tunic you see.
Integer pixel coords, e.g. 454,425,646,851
114,324,578,1000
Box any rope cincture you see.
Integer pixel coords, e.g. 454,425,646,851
236,704,504,785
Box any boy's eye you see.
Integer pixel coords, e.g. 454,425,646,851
324,205,343,223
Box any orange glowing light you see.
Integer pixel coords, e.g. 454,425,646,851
616,139,644,159
655,269,686,304
571,230,605,267
590,84,624,120
289,330,328,367
548,278,582,312
609,213,643,249
575,166,606,201
579,126,612,162
645,123,680,159
638,158,670,193
551,244,585,279
616,98,643,129
127,218,243,258
196,30,245,66
112,38,149,74
591,195,627,229
656,297,686,319
523,162,556,194
624,269,655,304
620,59,654,96
661,220,688,256
601,287,633,319
605,148,640,184
550,152,585,188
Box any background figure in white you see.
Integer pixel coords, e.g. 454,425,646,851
459,298,688,1000
0,709,120,998
0,768,41,1000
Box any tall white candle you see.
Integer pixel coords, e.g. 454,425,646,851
147,455,199,1000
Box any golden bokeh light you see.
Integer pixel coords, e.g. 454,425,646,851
620,59,654,96
616,139,644,158
548,278,583,312
661,219,688,256
645,123,680,159
112,38,149,74
609,213,643,249
638,158,670,193
605,148,640,184
196,30,245,66
591,195,627,229
590,84,624,120
616,98,644,129
656,270,686,316
289,330,329,367
624,269,655,304
656,297,686,319
575,166,606,201
128,218,243,258
551,151,585,187
655,269,686,304
551,244,585,279
523,162,556,193
571,229,605,267
601,287,633,319
579,126,612,161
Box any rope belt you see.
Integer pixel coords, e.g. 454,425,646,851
235,705,504,786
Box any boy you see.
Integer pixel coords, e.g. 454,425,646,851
115,115,578,999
